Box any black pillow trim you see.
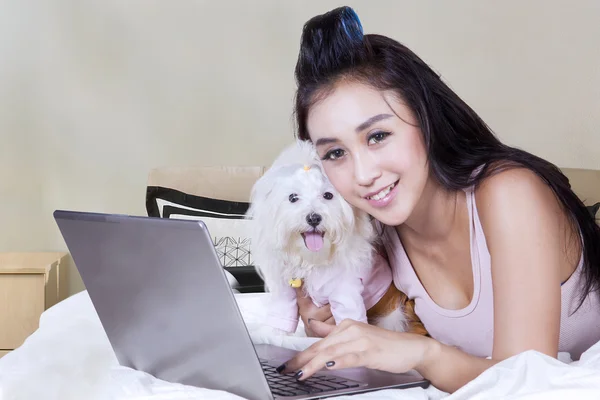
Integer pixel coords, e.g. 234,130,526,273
163,205,247,220
146,186,250,218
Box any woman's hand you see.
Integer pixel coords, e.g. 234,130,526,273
295,287,335,337
280,318,436,380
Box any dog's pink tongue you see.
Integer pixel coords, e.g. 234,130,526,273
303,232,324,252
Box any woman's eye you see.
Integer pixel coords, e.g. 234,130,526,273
368,131,390,145
322,148,345,161
289,193,299,203
323,192,334,200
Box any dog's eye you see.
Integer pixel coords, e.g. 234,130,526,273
289,193,299,203
323,192,334,200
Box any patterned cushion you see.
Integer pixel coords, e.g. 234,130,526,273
146,186,253,268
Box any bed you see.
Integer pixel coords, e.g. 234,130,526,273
1,165,599,399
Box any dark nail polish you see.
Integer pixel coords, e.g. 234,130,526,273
276,364,286,373
294,370,303,380
326,361,335,368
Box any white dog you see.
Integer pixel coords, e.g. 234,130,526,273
246,141,427,336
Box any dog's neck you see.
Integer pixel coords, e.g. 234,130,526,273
280,244,339,279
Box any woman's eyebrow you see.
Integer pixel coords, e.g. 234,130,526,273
355,113,393,132
315,137,338,147
315,113,394,147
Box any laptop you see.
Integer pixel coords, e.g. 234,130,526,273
53,210,429,400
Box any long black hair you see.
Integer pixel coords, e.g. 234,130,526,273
293,6,600,308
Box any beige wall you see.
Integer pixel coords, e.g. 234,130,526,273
1,1,599,296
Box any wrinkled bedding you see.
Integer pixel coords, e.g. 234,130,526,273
1,291,600,400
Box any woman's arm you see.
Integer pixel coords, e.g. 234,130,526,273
284,167,569,393
285,320,497,393
418,167,567,391
416,338,496,392
476,167,565,360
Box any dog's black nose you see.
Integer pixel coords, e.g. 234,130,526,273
306,213,322,227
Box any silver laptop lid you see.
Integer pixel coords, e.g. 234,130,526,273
54,210,272,400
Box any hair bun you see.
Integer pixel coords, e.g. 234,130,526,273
337,6,364,42
295,6,367,86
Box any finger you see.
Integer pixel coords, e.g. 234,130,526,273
299,302,332,324
311,303,332,322
295,287,310,303
282,336,336,373
306,316,335,338
296,341,367,381
309,319,336,338
295,287,331,318
282,321,357,373
303,323,316,338
321,351,365,372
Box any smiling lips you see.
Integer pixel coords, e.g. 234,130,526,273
365,180,399,208
366,181,397,200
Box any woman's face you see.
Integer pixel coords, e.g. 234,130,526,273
307,81,430,226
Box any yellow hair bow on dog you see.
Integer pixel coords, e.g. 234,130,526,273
288,278,302,288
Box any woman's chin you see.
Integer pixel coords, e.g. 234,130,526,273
369,202,412,227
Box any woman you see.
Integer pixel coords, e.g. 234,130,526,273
278,6,600,393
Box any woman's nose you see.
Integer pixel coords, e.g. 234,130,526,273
354,153,381,187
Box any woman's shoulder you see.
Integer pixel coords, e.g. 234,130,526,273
474,166,564,226
473,165,580,267
474,165,554,205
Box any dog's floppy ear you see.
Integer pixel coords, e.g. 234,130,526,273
249,173,274,206
247,175,272,219
246,165,284,219
271,140,320,169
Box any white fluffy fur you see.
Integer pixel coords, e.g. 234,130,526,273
247,141,374,289
247,141,407,332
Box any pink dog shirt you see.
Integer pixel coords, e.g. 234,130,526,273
378,186,600,360
264,252,393,333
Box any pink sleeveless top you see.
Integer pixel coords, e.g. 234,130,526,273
379,186,600,360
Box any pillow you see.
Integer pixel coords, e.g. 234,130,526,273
146,186,253,268
146,185,265,293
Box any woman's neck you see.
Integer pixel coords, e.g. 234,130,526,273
396,176,459,242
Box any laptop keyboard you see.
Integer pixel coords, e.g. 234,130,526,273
260,360,362,397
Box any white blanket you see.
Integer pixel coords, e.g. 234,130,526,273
1,291,600,400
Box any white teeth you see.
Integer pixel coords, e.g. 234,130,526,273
368,182,396,201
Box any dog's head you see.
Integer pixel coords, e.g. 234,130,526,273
248,161,373,264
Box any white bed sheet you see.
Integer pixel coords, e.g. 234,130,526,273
1,291,599,400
